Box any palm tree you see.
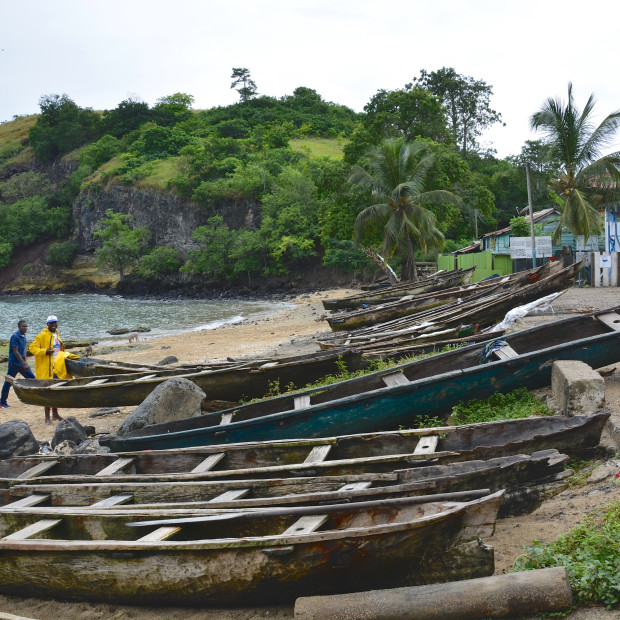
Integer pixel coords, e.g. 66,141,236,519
530,83,620,243
349,138,460,282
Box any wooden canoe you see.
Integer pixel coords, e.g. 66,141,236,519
0,490,502,605
101,308,620,449
317,261,582,349
14,348,366,409
4,450,568,518
321,267,476,310
326,261,563,332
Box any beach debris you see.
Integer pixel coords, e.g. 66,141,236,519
54,439,77,454
89,407,121,418
107,326,151,335
75,439,111,454
157,355,178,365
117,377,205,436
51,416,88,449
0,421,38,458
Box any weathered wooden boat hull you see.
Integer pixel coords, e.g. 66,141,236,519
0,492,501,605
5,450,568,518
322,268,475,310
101,309,619,449
14,348,366,408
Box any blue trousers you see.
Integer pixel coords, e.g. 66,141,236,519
1,363,35,404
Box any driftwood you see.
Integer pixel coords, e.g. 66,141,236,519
294,566,572,620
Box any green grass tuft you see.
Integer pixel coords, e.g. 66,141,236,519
289,137,347,159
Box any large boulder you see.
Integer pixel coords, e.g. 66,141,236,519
117,377,205,436
51,416,88,449
0,421,39,458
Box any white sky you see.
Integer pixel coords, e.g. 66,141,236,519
1,0,619,158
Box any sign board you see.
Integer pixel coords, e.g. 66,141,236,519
576,236,599,251
600,255,612,269
510,237,552,259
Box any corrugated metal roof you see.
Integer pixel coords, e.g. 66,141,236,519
482,208,559,238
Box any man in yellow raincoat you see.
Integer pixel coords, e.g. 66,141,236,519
29,315,65,425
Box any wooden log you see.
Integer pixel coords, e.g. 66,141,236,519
294,566,572,620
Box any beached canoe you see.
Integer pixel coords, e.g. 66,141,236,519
0,490,501,605
100,308,620,450
4,450,568,518
322,267,476,310
14,348,366,409
325,261,563,332
317,261,581,348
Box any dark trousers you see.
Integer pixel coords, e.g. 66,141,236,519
1,363,35,404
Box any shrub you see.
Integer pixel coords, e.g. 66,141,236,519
47,240,78,267
0,242,12,269
137,246,182,279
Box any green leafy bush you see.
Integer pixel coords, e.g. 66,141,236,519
450,387,554,425
47,239,78,267
137,246,182,278
0,242,12,269
515,500,620,607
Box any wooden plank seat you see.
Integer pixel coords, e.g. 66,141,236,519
208,488,250,503
134,374,158,382
2,494,49,509
282,514,328,537
49,382,68,389
294,395,311,409
16,459,60,480
382,372,410,387
220,413,234,425
493,344,518,360
86,378,109,385
414,435,439,455
137,526,181,542
4,519,61,540
191,453,225,473
337,481,372,492
598,312,620,331
303,445,332,464
95,457,135,477
89,494,134,508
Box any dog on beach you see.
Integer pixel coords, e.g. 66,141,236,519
83,345,93,357
128,333,139,343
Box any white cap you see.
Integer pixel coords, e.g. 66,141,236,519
46,315,58,323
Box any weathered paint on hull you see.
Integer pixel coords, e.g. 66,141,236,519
104,330,620,451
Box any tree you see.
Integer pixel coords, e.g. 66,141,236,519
414,68,503,156
530,83,620,243
94,210,150,278
230,68,258,102
349,139,460,282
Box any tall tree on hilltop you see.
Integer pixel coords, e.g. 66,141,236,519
531,83,620,243
350,139,460,282
414,68,503,156
231,68,258,102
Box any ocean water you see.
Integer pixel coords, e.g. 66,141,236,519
0,294,292,344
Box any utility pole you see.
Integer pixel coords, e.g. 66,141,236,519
525,163,537,268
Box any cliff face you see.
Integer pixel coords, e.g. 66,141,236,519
73,186,260,256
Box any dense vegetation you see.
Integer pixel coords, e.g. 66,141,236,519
0,67,564,284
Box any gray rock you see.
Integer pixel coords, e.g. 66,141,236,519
74,439,111,454
588,463,616,483
0,421,39,458
89,407,121,418
117,377,205,436
51,417,88,449
53,439,77,455
157,355,178,365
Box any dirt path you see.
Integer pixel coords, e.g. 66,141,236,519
1,286,620,618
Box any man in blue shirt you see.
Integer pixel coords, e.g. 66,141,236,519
1,320,35,408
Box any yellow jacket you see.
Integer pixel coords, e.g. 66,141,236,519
29,328,65,380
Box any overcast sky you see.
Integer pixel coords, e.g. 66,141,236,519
1,0,618,158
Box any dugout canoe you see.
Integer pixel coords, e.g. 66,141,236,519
0,490,502,605
322,267,476,310
4,450,568,518
4,414,608,486
326,261,563,332
13,348,366,409
317,261,581,349
100,307,620,450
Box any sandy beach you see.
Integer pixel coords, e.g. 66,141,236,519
1,285,620,619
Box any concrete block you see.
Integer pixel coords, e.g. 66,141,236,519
552,360,605,416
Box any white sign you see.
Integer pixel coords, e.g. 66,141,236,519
510,237,553,259
600,256,612,269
